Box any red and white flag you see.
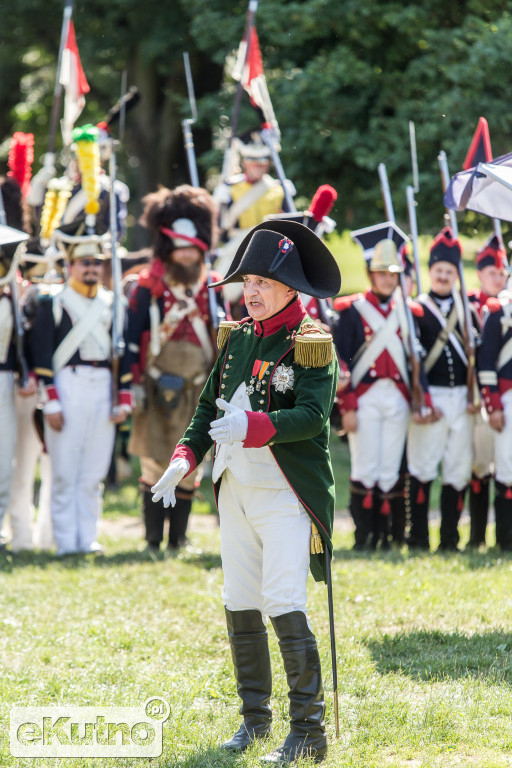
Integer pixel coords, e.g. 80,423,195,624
232,26,280,139
59,20,90,146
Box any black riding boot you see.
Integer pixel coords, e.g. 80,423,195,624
350,481,374,550
168,492,192,550
467,474,490,547
406,476,431,550
494,481,512,551
438,484,464,552
221,608,272,752
141,485,165,550
261,611,326,765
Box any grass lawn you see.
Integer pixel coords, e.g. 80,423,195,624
1,432,511,768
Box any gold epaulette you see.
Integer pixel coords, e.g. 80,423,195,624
310,523,324,554
217,320,239,350
294,322,334,368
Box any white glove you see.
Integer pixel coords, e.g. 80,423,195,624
209,398,248,446
151,458,190,508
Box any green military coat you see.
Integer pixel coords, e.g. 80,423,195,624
179,314,339,583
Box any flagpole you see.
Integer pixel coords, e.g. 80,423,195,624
47,0,75,155
221,0,259,179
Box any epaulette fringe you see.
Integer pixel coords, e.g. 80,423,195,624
217,320,239,350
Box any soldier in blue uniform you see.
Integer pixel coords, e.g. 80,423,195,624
407,228,479,551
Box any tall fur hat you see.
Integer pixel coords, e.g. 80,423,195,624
140,184,218,261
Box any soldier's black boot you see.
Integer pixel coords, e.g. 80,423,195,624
494,481,512,551
438,484,464,552
372,487,391,551
221,608,272,752
141,484,165,550
168,490,193,550
261,611,327,765
406,476,431,550
467,474,490,548
390,476,407,546
350,481,374,550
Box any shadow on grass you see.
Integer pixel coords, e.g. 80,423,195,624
366,629,512,683
161,745,239,767
0,547,223,572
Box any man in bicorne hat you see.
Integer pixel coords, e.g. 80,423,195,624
126,184,226,553
30,235,132,555
407,227,478,552
466,235,508,548
151,219,340,764
334,230,425,551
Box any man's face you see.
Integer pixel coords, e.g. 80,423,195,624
69,256,103,286
370,270,399,299
242,159,270,183
429,261,458,295
478,265,508,298
243,274,295,321
171,246,202,267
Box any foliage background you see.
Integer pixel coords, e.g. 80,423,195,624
1,0,511,251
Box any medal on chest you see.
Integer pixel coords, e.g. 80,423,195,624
247,359,271,395
272,364,294,393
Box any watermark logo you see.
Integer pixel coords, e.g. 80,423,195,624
10,697,170,758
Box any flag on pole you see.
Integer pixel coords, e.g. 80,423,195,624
59,20,90,147
463,116,493,170
232,26,280,139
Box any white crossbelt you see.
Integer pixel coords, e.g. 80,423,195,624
52,288,112,373
222,175,277,233
0,295,13,365
150,282,214,364
351,299,409,388
421,293,468,372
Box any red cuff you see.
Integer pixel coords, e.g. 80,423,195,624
171,445,197,475
46,384,59,402
119,390,133,409
481,386,502,414
337,390,357,415
243,411,277,448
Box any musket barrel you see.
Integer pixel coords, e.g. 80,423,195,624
406,185,422,295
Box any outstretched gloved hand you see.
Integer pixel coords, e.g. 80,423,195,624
151,458,190,508
209,398,248,445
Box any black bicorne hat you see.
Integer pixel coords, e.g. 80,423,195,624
208,220,341,299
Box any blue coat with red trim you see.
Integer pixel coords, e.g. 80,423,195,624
477,295,512,413
174,297,339,583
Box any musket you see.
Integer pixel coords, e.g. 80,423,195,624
406,185,422,296
181,54,226,335
182,53,200,188
378,163,425,414
47,0,75,156
438,150,478,407
260,128,296,213
0,189,30,388
221,0,260,181
407,121,422,295
108,139,125,416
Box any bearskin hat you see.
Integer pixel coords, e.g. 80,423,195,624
140,184,218,262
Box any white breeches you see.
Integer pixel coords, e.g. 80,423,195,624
0,371,16,530
6,391,41,550
407,385,473,490
472,408,494,479
45,366,115,555
218,469,311,618
348,379,410,492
